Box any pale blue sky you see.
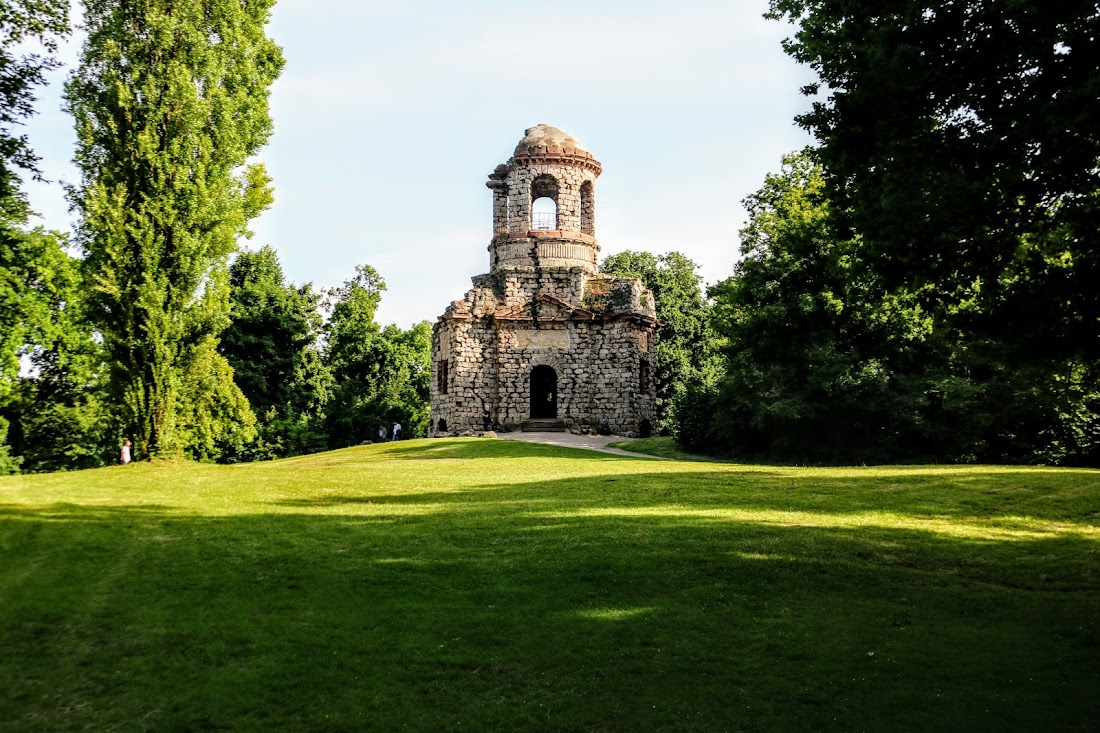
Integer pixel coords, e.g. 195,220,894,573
23,0,815,328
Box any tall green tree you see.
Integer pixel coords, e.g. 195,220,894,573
1,0,69,398
221,245,330,458
0,227,85,473
767,0,1099,337
322,265,431,445
600,251,722,433
5,246,114,473
763,0,1100,465
695,153,935,462
65,0,284,459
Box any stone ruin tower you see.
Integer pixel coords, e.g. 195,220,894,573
430,124,658,436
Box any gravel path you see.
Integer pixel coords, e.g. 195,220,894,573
496,431,668,459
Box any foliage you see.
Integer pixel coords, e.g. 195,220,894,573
4,245,115,472
0,416,19,474
0,2,79,472
699,153,934,462
766,0,1100,338
1,441,1097,730
322,265,430,445
761,1,1100,462
65,0,284,459
0,0,68,219
600,251,722,433
176,338,257,462
1,0,70,414
221,246,329,459
0,227,74,400
0,229,115,473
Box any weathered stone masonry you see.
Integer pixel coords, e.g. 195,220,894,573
431,124,658,436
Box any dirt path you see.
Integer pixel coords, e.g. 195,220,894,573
496,431,668,459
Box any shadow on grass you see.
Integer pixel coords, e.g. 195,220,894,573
0,502,181,521
1,460,1098,731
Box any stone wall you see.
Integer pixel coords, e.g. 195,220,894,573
431,311,657,436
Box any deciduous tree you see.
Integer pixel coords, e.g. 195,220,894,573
1,0,69,398
761,0,1100,464
601,251,722,433
697,153,933,462
222,246,329,458
0,0,68,219
322,265,430,445
65,0,284,458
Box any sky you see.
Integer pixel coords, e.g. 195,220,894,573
22,0,816,329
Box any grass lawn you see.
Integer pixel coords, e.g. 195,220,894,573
609,436,721,461
1,438,1097,731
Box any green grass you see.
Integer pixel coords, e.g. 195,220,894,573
1,438,1097,732
609,435,717,461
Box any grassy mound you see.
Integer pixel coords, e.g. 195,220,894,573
2,439,1097,731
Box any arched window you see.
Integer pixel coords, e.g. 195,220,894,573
580,180,595,235
530,174,559,230
531,197,557,230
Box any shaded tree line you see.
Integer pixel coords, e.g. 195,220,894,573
680,0,1099,466
2,238,431,472
5,0,1096,470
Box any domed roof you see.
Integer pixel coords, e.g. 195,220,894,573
514,124,588,157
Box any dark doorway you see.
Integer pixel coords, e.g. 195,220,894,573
530,365,557,418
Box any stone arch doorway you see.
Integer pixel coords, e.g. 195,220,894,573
530,365,558,418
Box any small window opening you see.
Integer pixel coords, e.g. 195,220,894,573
639,358,650,394
580,180,595,235
437,418,448,432
437,359,449,394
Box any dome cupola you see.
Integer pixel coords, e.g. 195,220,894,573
486,124,601,273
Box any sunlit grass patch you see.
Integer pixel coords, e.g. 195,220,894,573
533,505,1100,543
573,606,656,622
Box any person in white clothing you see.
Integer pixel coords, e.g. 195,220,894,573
120,439,132,465
392,422,401,441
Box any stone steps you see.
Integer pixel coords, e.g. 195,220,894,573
521,419,569,433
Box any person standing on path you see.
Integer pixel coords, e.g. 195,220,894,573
120,440,132,465
392,422,401,441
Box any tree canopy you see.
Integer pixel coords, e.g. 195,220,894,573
600,251,721,434
0,0,68,219
767,0,1100,364
322,265,431,445
221,246,329,458
685,2,1100,465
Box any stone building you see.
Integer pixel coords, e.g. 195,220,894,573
430,124,658,436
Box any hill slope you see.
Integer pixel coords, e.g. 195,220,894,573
2,439,1098,731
